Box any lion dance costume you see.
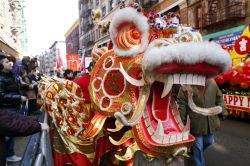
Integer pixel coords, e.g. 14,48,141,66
38,3,232,166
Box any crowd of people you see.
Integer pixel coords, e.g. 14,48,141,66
0,50,93,166
0,51,49,166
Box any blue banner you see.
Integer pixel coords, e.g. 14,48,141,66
213,31,242,47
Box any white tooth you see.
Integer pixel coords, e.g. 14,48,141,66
161,78,173,98
152,134,164,144
186,74,193,84
163,135,170,144
197,75,203,85
147,125,154,135
176,133,183,142
154,120,164,136
168,75,174,84
201,76,206,86
183,131,189,141
173,74,180,84
170,134,176,144
180,74,187,84
192,75,198,85
144,117,151,127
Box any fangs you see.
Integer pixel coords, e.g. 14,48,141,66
143,110,190,144
120,62,145,86
153,74,206,98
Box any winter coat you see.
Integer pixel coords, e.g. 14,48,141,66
0,110,41,166
177,79,228,136
0,71,22,109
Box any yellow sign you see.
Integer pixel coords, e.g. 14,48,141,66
231,24,250,65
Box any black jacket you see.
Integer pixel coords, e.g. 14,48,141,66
0,71,22,108
0,110,41,166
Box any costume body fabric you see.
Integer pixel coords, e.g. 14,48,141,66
38,3,232,166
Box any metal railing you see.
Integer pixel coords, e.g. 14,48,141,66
34,112,54,166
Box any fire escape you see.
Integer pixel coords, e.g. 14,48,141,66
141,0,159,9
202,0,246,27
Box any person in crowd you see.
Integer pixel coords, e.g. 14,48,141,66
73,70,81,79
27,69,40,115
208,38,214,42
0,51,28,163
19,69,38,115
86,62,94,74
63,69,74,80
73,66,92,104
177,79,228,166
0,109,49,166
21,56,30,73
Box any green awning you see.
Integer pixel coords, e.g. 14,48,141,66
203,24,247,40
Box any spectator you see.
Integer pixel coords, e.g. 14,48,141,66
86,62,94,73
0,109,49,166
63,69,74,80
19,69,38,115
0,51,28,163
73,70,81,79
177,79,228,166
73,63,94,104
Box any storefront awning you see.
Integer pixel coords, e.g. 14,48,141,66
0,39,23,59
203,24,246,40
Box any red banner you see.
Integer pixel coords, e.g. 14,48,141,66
66,54,80,71
223,94,250,112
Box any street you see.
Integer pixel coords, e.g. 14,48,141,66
9,117,250,166
205,118,250,166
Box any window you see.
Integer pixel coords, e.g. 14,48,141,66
102,6,106,17
195,6,202,28
110,0,113,11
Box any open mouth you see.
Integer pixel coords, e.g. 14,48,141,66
114,39,231,155
140,80,191,145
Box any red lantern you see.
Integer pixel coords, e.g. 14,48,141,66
234,63,244,73
240,82,250,89
223,69,234,80
215,75,227,85
243,63,250,74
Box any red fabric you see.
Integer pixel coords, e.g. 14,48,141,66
154,62,220,77
73,74,91,103
53,150,93,166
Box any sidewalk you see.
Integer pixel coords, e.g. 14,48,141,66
7,113,43,166
8,136,30,166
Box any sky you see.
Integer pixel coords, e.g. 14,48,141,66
25,0,79,56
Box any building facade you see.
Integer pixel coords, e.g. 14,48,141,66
65,19,80,55
78,0,125,56
78,0,249,56
46,41,67,73
187,0,249,35
0,0,28,58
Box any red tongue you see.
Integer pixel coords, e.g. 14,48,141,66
152,83,170,121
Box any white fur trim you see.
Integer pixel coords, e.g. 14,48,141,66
143,41,232,73
109,7,149,57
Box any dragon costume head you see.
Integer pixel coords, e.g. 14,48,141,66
38,4,232,165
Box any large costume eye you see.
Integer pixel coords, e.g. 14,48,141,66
109,7,149,57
